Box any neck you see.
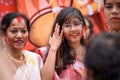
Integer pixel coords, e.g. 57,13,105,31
9,48,23,60
68,41,82,49
8,50,25,67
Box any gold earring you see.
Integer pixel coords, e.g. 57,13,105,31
1,38,6,47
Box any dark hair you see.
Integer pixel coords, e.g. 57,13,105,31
84,16,93,37
52,7,86,74
0,25,3,39
85,32,120,80
104,0,106,5
1,12,30,33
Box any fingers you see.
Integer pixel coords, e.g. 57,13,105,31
49,23,63,43
49,23,63,50
54,23,60,36
59,30,63,40
48,36,52,45
53,23,63,38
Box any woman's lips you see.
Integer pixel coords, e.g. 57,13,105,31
111,17,120,21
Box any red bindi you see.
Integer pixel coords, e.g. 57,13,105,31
17,16,22,23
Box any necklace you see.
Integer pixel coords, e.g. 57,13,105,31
75,45,85,56
8,53,30,80
8,53,26,67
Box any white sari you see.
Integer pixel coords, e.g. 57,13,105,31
13,50,43,80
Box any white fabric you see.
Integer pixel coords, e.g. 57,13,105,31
13,50,43,80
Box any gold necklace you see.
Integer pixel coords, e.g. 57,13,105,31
75,45,85,56
8,53,26,67
8,53,30,80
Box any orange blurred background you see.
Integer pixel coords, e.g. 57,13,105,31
0,0,107,51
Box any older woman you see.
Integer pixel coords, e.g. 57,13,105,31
1,12,43,80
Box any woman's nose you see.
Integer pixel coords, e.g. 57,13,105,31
16,32,23,38
112,6,118,15
70,25,77,30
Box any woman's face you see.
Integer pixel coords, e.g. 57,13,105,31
5,17,28,50
62,17,84,44
104,0,120,31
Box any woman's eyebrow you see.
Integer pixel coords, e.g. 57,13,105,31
116,2,120,5
105,3,112,5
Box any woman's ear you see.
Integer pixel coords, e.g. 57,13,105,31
83,26,89,39
1,35,6,47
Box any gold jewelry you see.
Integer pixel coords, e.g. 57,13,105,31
8,53,30,80
1,37,6,47
75,45,85,56
8,53,26,67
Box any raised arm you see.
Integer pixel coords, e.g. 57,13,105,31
41,24,63,80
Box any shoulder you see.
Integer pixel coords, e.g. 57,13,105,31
23,50,42,60
23,50,43,66
23,50,39,56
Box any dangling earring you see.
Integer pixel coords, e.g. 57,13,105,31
83,31,87,40
80,26,86,39
1,37,6,47
83,26,88,40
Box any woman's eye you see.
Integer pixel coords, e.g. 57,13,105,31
65,24,71,27
117,4,120,8
74,22,83,26
105,5,113,9
74,23,80,26
11,30,17,33
21,30,27,34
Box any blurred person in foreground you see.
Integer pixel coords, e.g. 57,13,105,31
85,32,120,80
104,0,120,32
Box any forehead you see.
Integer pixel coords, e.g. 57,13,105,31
11,17,25,24
65,17,80,23
9,18,27,28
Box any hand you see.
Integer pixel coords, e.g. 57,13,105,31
49,23,63,51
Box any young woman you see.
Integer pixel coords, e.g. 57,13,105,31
104,0,120,32
1,12,43,80
41,7,90,80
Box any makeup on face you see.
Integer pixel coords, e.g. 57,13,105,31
62,17,85,45
6,18,28,49
62,17,83,30
17,16,22,23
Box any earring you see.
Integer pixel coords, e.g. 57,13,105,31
83,32,87,40
1,38,6,47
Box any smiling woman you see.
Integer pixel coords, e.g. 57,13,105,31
41,7,93,80
1,12,43,80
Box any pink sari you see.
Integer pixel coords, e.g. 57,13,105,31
54,59,85,80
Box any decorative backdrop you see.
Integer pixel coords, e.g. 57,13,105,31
0,0,107,51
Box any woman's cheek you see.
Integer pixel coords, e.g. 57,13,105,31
6,37,13,46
